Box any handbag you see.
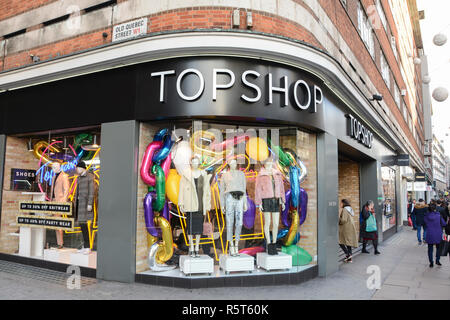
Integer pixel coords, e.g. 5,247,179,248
408,216,413,227
366,214,377,232
439,234,450,257
203,216,213,236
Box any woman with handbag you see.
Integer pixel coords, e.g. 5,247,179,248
339,199,358,262
423,203,447,267
360,200,380,255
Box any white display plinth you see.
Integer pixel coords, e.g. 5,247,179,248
219,254,254,274
19,192,46,258
44,248,77,264
256,252,292,271
70,251,97,269
179,255,214,276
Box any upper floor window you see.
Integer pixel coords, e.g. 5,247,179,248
394,83,401,108
380,53,391,89
376,0,388,32
390,34,398,60
358,2,375,58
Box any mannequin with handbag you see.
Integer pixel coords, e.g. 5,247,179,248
220,159,248,257
255,158,285,255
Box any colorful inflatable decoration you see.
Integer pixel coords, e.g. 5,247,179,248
243,198,256,229
140,140,171,186
140,129,175,271
245,137,269,162
238,246,265,256
73,133,96,160
33,141,63,164
165,169,181,205
281,245,312,266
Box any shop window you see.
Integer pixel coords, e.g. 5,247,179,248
135,120,317,278
0,128,101,269
381,166,396,232
358,2,375,59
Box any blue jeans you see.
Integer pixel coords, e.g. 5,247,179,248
417,225,427,243
428,244,441,263
410,215,417,229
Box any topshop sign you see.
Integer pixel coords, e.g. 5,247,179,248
347,114,374,148
150,68,323,113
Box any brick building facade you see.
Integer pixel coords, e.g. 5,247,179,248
0,0,428,287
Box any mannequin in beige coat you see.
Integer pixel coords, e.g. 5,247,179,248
49,162,70,248
178,157,212,257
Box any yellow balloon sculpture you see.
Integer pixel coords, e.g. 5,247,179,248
165,169,181,205
245,137,269,161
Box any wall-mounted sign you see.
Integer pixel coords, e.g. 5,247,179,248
415,172,426,181
19,201,72,215
346,114,374,148
414,181,427,191
113,17,147,42
382,154,410,167
16,215,74,231
10,168,37,191
150,67,323,113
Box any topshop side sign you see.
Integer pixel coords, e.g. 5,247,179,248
347,114,373,148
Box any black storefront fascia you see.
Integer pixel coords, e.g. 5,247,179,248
0,56,394,286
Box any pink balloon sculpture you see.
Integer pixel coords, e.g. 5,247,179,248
140,141,171,186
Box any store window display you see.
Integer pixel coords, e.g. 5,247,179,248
136,121,318,279
0,129,101,269
381,166,397,232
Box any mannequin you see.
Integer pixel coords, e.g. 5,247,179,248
255,159,285,255
220,159,248,256
178,156,211,257
74,161,95,254
49,162,70,248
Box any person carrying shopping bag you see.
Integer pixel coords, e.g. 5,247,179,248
423,203,447,267
339,199,359,263
360,200,380,255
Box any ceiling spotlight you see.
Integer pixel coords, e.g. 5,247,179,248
27,139,33,152
63,137,69,150
81,134,100,151
369,94,383,102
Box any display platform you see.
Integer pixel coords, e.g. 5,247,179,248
179,255,214,276
42,248,96,268
256,252,292,271
219,253,254,275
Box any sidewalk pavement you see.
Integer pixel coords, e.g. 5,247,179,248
0,227,448,300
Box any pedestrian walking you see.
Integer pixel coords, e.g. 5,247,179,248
360,200,380,255
424,203,447,267
339,199,358,263
414,199,428,245
408,199,417,230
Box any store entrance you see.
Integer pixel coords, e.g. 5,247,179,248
337,141,374,261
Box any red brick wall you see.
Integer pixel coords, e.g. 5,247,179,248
0,1,422,157
338,159,361,234
0,0,57,21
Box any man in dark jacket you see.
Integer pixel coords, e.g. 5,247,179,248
414,199,428,245
408,199,417,230
436,200,446,221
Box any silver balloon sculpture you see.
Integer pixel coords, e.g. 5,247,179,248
422,75,431,84
148,243,176,272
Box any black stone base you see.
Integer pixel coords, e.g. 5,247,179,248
0,253,96,278
135,265,318,289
